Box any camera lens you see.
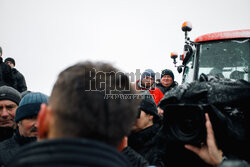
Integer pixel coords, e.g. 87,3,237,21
179,117,198,134
164,106,206,145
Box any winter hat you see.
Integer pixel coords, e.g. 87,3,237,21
161,69,174,80
15,92,49,122
4,57,15,66
141,69,155,81
21,90,32,98
0,86,21,105
139,91,159,118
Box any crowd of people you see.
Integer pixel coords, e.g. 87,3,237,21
0,46,249,167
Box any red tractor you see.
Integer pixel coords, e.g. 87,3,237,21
172,22,250,83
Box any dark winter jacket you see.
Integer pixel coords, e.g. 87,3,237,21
7,138,133,167
0,127,14,142
128,123,165,167
156,81,178,95
11,68,27,93
0,131,36,166
122,146,150,167
0,57,14,87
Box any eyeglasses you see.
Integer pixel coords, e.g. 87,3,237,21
0,104,17,113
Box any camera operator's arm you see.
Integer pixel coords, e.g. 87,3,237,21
184,113,223,166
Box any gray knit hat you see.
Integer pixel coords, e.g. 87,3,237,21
0,86,21,105
15,92,49,122
141,69,155,81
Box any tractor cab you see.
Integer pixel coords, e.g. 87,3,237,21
171,22,250,83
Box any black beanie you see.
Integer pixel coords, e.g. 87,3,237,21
15,92,49,122
139,91,159,118
5,57,15,66
161,69,174,80
0,86,21,105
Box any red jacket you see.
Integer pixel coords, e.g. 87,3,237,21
135,80,164,105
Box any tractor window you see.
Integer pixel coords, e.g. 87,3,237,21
198,39,250,81
183,54,194,83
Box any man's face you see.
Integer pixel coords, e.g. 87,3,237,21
18,116,38,137
0,100,18,128
132,110,153,132
142,76,154,88
161,75,173,88
6,61,14,69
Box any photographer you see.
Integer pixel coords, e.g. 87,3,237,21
158,75,250,167
128,91,164,167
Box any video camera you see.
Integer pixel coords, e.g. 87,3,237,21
162,104,207,146
162,103,247,148
158,75,250,165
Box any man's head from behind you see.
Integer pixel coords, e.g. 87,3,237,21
38,62,138,147
0,86,21,128
15,92,48,137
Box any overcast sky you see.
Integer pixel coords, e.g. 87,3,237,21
0,0,250,95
